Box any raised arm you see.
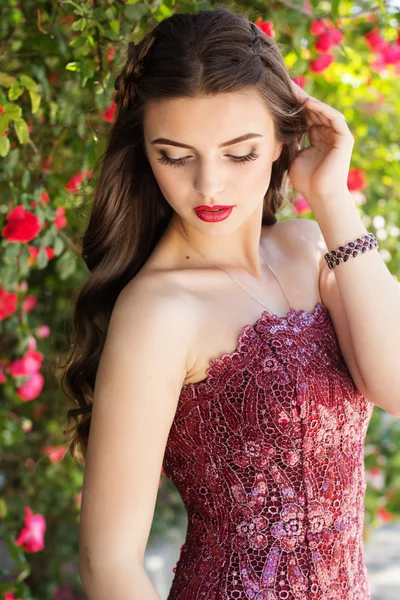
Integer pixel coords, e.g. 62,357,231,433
78,274,196,599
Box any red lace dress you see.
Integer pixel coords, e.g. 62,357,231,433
162,301,374,600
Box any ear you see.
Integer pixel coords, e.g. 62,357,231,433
272,142,284,163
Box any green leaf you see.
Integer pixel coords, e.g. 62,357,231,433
2,262,19,286
71,18,87,31
156,3,173,19
0,136,10,157
8,81,24,101
4,242,20,260
0,72,17,87
29,90,41,114
53,236,65,256
14,118,29,144
0,114,9,135
21,169,31,190
3,102,22,119
19,244,31,276
5,531,26,564
81,58,95,84
124,3,149,20
109,19,120,35
93,20,105,36
284,51,298,70
331,0,341,20
41,227,56,246
94,7,106,19
105,7,116,19
0,498,8,519
65,62,80,72
55,249,77,280
36,246,49,269
16,567,31,583
375,0,387,16
20,74,38,91
34,204,50,222
70,36,88,50
61,1,85,15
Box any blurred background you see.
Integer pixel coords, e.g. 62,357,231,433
1,0,400,598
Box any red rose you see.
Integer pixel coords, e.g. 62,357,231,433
0,288,18,320
2,205,41,243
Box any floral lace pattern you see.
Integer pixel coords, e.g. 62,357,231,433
162,302,374,600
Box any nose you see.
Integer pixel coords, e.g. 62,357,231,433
194,162,225,199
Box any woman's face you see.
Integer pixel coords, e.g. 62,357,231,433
143,89,283,230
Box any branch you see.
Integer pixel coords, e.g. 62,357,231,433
57,229,82,255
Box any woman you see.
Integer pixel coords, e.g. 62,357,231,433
62,7,399,600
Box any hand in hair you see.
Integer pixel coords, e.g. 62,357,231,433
287,80,354,211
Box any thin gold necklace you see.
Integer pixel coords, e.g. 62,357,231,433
171,223,293,315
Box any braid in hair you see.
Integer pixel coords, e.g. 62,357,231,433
248,22,265,56
247,21,284,82
113,33,156,115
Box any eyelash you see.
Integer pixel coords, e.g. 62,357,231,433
156,150,260,168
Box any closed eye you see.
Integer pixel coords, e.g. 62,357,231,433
156,151,260,168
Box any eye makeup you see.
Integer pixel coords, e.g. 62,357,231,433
156,150,260,168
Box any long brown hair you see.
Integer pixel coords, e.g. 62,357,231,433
59,6,309,466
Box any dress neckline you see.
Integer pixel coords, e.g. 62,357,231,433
180,301,329,394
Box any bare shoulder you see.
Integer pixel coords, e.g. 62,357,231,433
267,217,322,249
117,268,192,312
274,216,333,291
273,218,357,319
264,217,324,261
115,269,200,380
115,270,197,359
280,217,333,285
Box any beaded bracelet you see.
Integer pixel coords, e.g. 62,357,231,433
324,232,379,270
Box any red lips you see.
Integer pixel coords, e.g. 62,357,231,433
194,205,233,211
194,206,234,222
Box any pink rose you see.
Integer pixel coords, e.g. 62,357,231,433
15,506,46,553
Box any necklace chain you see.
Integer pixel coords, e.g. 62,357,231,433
171,224,292,315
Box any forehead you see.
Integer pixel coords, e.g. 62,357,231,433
143,90,275,142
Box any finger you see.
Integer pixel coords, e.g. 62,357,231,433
290,80,308,95
305,98,349,135
290,80,313,102
304,105,329,128
305,99,332,128
294,89,330,127
307,124,332,145
291,82,337,129
305,109,328,128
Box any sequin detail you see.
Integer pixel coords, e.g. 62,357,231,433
162,302,374,600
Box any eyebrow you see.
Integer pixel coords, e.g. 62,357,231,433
150,132,264,150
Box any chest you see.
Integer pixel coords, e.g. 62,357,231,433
185,246,319,386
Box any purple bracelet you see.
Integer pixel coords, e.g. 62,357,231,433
324,232,379,270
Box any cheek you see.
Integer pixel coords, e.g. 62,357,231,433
244,160,273,193
150,164,189,207
148,158,174,191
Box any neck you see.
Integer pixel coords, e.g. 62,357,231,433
168,212,270,280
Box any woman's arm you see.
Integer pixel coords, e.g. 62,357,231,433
79,560,161,600
78,273,195,598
